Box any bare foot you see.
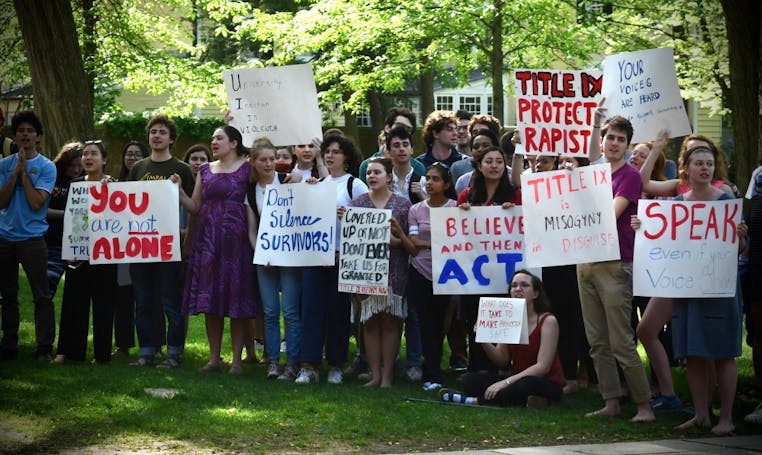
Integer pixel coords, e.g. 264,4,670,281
585,405,619,418
674,417,711,431
199,361,221,372
380,381,393,388
563,380,579,395
630,409,656,423
711,421,734,436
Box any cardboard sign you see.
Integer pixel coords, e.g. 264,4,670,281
431,206,534,294
62,181,91,260
475,297,528,344
514,69,603,157
633,199,741,298
254,182,337,266
602,48,691,143
521,163,620,267
88,181,180,264
338,206,392,295
224,63,323,147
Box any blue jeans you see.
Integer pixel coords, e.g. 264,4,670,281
300,266,350,367
46,245,67,299
257,265,302,364
130,262,185,358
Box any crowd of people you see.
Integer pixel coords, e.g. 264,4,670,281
0,106,760,434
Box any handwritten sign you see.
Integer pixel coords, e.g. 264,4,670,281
224,63,323,147
475,298,528,344
633,199,741,298
514,69,603,157
254,182,337,267
338,207,392,295
431,206,534,294
521,163,620,267
88,181,180,264
602,48,691,143
62,181,91,260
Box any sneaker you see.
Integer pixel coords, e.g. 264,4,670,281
449,359,467,371
405,366,423,382
422,381,443,391
294,366,319,384
277,364,298,381
327,367,343,384
744,403,762,424
344,355,368,375
650,394,683,412
280,340,287,353
267,361,282,379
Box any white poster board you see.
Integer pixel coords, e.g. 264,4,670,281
514,69,603,157
431,206,534,295
62,181,91,260
338,206,392,295
254,182,337,267
521,163,620,267
88,181,180,264
633,199,741,298
602,47,691,143
475,297,528,344
224,63,323,147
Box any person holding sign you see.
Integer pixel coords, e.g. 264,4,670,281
440,270,564,407
175,126,258,375
632,143,747,435
53,140,118,365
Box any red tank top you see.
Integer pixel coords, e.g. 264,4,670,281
507,313,565,387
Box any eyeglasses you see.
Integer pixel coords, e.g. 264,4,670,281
84,140,103,145
510,282,531,289
124,152,143,158
431,161,449,169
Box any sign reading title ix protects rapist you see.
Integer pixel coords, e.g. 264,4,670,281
338,207,392,295
633,199,741,298
602,47,691,143
514,69,602,157
521,163,620,267
254,182,337,267
224,63,323,147
87,181,180,264
431,206,530,295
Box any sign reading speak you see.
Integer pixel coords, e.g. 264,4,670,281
475,297,528,345
633,199,741,298
514,69,602,157
88,181,180,264
338,206,391,295
62,181,91,260
602,47,691,143
254,182,337,267
224,63,323,147
521,163,620,267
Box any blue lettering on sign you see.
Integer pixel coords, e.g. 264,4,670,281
437,253,524,286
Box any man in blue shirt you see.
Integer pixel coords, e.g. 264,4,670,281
0,111,56,360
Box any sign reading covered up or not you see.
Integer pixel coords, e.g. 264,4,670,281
431,206,531,295
475,297,528,345
521,163,620,267
514,69,603,157
253,182,337,267
224,63,323,147
602,47,691,143
338,207,392,295
633,199,741,298
88,181,180,264
62,181,91,260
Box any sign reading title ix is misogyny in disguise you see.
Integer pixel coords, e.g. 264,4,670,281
338,207,392,295
224,63,323,147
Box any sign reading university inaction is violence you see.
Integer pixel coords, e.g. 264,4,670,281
431,206,532,295
253,182,337,267
513,69,602,157
338,207,392,295
87,181,180,264
475,297,529,345
521,163,620,267
224,63,323,147
62,181,91,260
633,199,742,298
602,47,691,143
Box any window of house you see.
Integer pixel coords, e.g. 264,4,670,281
436,95,453,111
459,96,481,115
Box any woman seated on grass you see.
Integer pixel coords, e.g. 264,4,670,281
440,270,565,407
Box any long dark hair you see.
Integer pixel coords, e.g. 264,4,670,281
119,140,148,181
321,134,362,177
510,269,551,313
426,163,458,200
468,146,515,204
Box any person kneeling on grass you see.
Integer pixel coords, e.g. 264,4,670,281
440,270,565,407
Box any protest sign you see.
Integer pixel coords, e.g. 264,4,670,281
62,181,91,260
633,199,741,298
224,63,323,147
88,181,180,264
475,297,528,344
514,69,602,157
338,206,392,295
521,163,620,267
602,47,691,143
254,182,337,267
431,206,534,294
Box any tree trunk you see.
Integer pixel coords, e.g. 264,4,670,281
14,0,94,157
419,66,434,121
721,0,760,194
342,92,359,142
491,0,505,125
367,91,383,133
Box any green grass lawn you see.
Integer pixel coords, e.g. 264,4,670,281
1,271,759,454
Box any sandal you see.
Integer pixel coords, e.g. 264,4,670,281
129,357,154,367
157,356,181,369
